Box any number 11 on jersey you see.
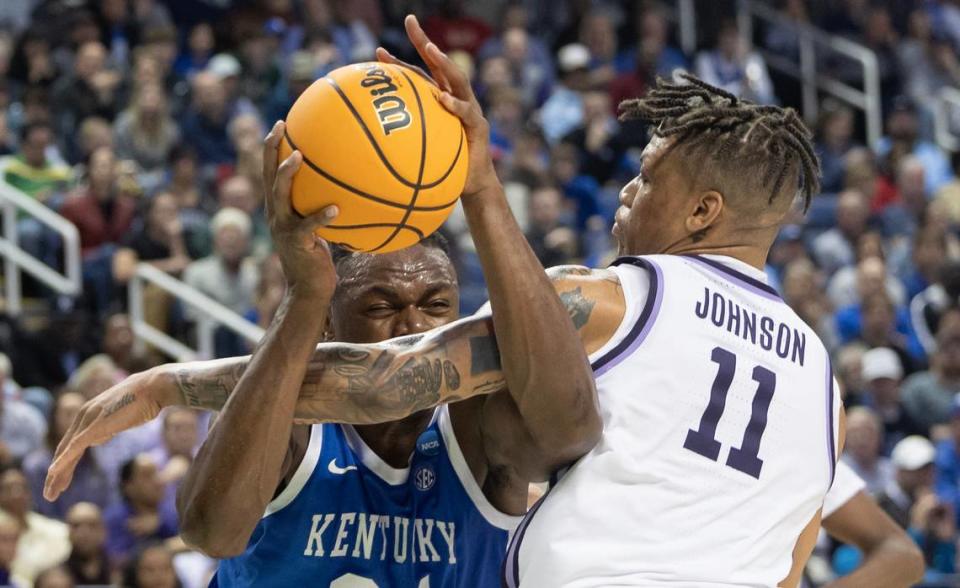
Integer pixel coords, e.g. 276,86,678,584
684,347,777,479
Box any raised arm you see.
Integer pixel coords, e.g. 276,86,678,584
378,16,602,469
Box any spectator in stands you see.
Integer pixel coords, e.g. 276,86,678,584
935,151,960,224
903,309,960,431
148,408,200,515
898,8,960,117
526,184,576,268
51,41,122,158
827,236,907,309
911,260,960,357
781,258,838,352
61,145,137,315
578,8,619,88
216,174,269,257
562,89,629,185
902,225,948,302
182,207,259,317
122,543,180,588
880,435,937,528
839,286,920,372
0,512,18,587
877,96,953,196
879,156,929,237
227,112,266,198
540,43,589,144
173,22,215,79
694,20,776,104
617,4,687,80
0,465,71,586
114,191,193,284
104,454,178,567
163,145,213,222
100,313,150,377
0,120,71,203
812,189,870,277
860,347,925,452
63,502,110,586
77,116,114,165
814,102,859,193
179,71,234,165
422,0,492,56
844,406,894,495
857,5,902,108
247,254,284,331
61,146,136,257
24,391,112,519
0,371,46,463
113,82,181,186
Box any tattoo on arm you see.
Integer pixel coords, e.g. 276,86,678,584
470,336,502,376
104,392,135,416
176,367,234,410
559,287,596,330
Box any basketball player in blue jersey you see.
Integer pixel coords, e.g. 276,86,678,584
51,16,845,587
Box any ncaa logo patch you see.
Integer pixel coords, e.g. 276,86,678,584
414,464,436,492
417,430,440,456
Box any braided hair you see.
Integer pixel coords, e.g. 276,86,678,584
619,73,821,211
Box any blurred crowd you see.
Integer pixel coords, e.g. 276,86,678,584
0,0,958,586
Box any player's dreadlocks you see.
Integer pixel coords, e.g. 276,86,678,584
619,73,821,211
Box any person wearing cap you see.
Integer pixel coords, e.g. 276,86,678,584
860,347,926,452
875,95,953,195
878,435,935,528
877,435,958,576
539,43,590,144
903,308,960,431
843,406,894,496
182,206,260,321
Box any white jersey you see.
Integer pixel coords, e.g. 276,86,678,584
504,254,841,587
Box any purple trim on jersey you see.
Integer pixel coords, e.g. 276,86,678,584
826,361,836,485
590,257,664,377
502,486,552,588
683,255,783,302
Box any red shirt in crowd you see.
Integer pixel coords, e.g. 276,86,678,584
422,14,492,56
60,189,136,257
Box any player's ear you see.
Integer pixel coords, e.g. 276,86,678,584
685,190,724,236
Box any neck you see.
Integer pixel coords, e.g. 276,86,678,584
128,498,155,514
354,410,435,468
666,242,769,271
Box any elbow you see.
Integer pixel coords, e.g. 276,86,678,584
894,536,926,584
179,510,249,559
533,381,602,467
177,492,252,559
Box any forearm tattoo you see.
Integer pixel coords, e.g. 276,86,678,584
175,364,242,410
104,392,135,416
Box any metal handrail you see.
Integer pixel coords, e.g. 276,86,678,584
935,86,960,152
737,0,883,146
0,179,81,315
129,263,264,361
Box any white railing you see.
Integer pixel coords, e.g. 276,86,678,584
129,263,264,361
935,86,960,153
737,0,883,146
0,180,81,315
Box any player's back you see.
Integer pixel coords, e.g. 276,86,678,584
505,254,839,587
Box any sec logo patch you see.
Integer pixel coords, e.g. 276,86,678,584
414,464,436,491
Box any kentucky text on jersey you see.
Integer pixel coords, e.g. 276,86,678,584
303,513,457,564
694,286,806,366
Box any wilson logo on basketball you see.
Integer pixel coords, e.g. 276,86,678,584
361,65,412,136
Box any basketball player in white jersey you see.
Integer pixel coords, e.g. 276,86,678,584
48,16,843,587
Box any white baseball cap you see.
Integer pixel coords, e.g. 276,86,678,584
891,435,936,471
207,53,242,80
558,44,590,73
861,347,903,382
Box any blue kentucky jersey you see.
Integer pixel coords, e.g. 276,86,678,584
212,406,519,587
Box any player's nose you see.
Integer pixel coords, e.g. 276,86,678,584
391,307,429,338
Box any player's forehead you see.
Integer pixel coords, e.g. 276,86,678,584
338,246,457,298
640,134,675,170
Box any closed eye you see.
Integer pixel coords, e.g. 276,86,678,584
365,304,395,318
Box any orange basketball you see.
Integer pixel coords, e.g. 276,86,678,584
280,61,468,253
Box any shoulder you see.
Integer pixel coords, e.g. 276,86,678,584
902,370,935,390
546,265,625,356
